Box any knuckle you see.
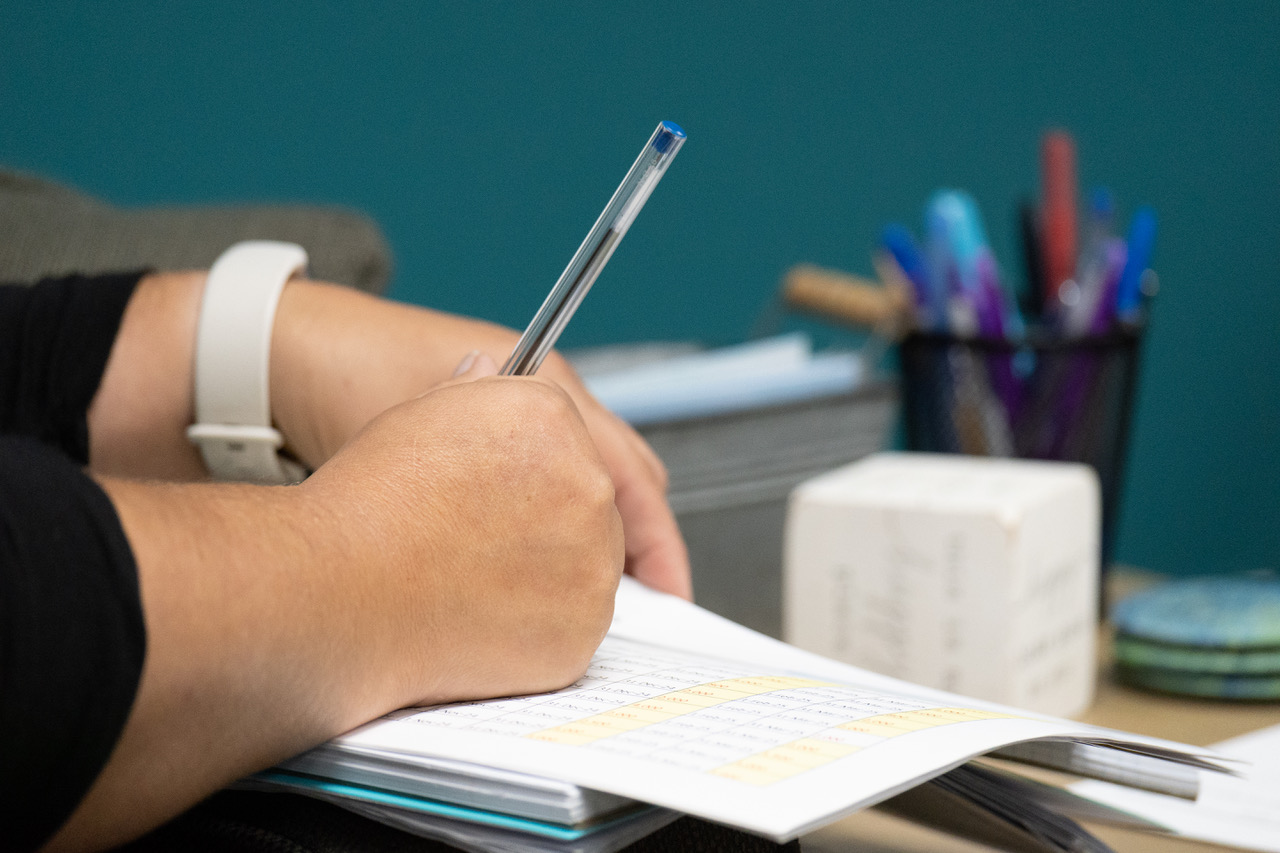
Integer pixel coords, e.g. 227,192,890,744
519,376,576,414
651,455,670,491
580,459,617,509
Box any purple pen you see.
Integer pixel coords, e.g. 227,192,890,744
975,251,1023,419
1088,239,1128,335
1048,242,1125,457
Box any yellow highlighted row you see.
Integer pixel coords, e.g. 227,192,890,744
712,707,1020,786
527,675,832,746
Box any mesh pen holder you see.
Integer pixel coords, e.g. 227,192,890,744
898,326,1145,574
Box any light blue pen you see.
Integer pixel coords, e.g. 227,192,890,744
501,121,687,376
928,190,988,289
926,190,988,334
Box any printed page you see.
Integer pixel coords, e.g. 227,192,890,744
334,633,1121,840
609,578,1223,763
609,577,1225,764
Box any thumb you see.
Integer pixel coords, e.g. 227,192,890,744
451,350,500,379
414,351,500,400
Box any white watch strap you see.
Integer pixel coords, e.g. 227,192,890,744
187,240,310,484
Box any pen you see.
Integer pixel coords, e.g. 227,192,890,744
1017,198,1045,320
1040,130,1078,307
1060,188,1115,336
879,224,936,329
500,121,687,376
974,251,1023,418
1115,205,1156,323
1088,239,1127,334
926,189,993,336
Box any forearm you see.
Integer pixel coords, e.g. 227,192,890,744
45,478,362,851
84,273,519,478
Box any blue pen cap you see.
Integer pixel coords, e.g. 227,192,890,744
653,121,686,154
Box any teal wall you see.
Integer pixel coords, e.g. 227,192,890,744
3,2,1277,577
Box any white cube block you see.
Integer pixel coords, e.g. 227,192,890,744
783,452,1099,717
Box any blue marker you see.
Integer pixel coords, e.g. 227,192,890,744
1115,206,1156,321
880,224,936,328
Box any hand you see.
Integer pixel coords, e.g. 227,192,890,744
301,352,625,707
70,354,623,850
270,281,692,599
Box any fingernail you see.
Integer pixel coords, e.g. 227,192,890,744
452,350,481,377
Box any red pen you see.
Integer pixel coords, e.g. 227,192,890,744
1040,130,1077,306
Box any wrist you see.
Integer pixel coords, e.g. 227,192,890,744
188,241,309,484
88,271,209,480
268,279,352,470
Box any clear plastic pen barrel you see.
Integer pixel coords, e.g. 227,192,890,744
500,121,686,375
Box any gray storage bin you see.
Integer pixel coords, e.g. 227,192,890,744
637,384,897,637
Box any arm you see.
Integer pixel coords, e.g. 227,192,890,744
50,364,623,851
87,272,690,598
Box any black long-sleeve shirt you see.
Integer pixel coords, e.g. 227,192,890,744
0,272,146,852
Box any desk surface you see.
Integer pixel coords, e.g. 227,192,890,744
800,571,1280,853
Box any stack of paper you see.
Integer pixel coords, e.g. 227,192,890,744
1068,723,1280,851
248,579,1228,852
579,334,865,426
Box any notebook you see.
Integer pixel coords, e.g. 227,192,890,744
249,578,1227,851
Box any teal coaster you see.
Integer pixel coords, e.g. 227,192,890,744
1115,663,1280,701
1113,634,1280,675
1111,576,1280,649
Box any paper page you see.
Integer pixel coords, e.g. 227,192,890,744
333,630,1144,841
608,576,1017,706
1070,722,1280,852
610,577,1219,764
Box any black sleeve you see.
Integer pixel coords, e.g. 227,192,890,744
0,272,148,850
0,436,146,852
0,272,143,463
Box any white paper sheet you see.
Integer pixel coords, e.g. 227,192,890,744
320,580,1218,842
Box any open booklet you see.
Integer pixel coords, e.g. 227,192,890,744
247,577,1229,851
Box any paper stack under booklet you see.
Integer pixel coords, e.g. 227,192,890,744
243,578,1231,853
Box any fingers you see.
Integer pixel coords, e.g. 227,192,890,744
614,466,693,599
580,405,692,600
534,354,692,600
